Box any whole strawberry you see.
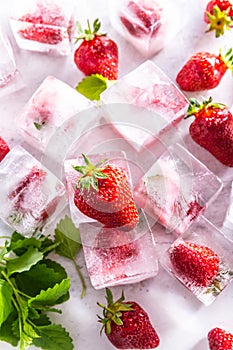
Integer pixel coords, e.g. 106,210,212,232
208,327,233,350
97,288,160,349
204,0,233,37
185,97,233,167
73,154,139,231
74,19,118,80
170,240,220,287
176,48,233,91
0,137,10,162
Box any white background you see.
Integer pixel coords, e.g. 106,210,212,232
1,0,233,349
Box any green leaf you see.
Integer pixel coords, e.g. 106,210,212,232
6,246,44,276
29,279,70,309
0,279,13,327
55,216,82,260
33,314,51,327
0,310,19,347
33,324,73,350
9,234,42,256
76,74,108,101
23,321,40,339
15,259,67,297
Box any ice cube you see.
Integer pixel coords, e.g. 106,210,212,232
64,150,134,228
101,60,188,152
9,0,76,55
80,210,158,289
17,76,92,152
109,0,185,57
222,181,233,240
134,143,223,234
159,216,233,306
0,145,66,236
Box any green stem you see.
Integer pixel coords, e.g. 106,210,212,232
72,258,86,299
42,242,61,255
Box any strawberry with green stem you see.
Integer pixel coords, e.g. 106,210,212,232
176,48,233,91
97,288,160,349
185,97,233,167
208,327,233,349
204,0,233,37
73,154,139,231
74,19,118,80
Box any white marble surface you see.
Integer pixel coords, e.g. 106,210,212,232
1,0,233,349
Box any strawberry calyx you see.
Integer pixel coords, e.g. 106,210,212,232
219,47,233,73
206,5,233,37
185,97,226,118
72,154,109,192
74,18,106,43
97,288,134,335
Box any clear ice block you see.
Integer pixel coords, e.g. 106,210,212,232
9,0,76,55
64,151,133,228
222,181,233,240
109,0,185,57
134,143,223,234
17,76,92,152
0,145,66,235
80,210,158,289
159,216,233,305
101,60,188,152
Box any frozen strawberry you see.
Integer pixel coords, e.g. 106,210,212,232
170,241,220,287
185,97,233,167
73,154,139,231
97,288,160,349
0,137,10,162
74,19,118,80
176,48,233,91
18,25,63,45
204,0,233,37
208,327,233,350
120,0,162,38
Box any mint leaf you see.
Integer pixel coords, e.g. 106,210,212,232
0,311,19,347
6,246,44,276
9,232,42,256
33,324,73,350
15,259,67,297
29,278,70,309
0,280,13,327
55,216,82,259
76,74,108,101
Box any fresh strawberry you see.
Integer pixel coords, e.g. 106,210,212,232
74,19,118,80
204,0,233,37
0,137,10,162
170,240,220,287
208,327,233,350
73,154,139,231
94,227,138,270
176,48,233,91
120,0,162,38
185,97,233,167
97,288,160,349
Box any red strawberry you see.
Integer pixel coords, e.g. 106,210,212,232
204,0,233,37
185,97,233,167
208,327,233,350
0,137,10,162
74,19,118,80
94,227,139,270
97,288,160,349
73,154,139,231
176,48,233,91
120,0,162,38
18,24,63,45
170,240,220,287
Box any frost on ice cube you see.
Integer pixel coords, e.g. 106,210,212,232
64,151,133,228
134,143,222,234
101,60,188,152
0,145,66,235
80,210,158,289
159,216,233,305
17,76,92,151
9,0,76,55
109,0,185,57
